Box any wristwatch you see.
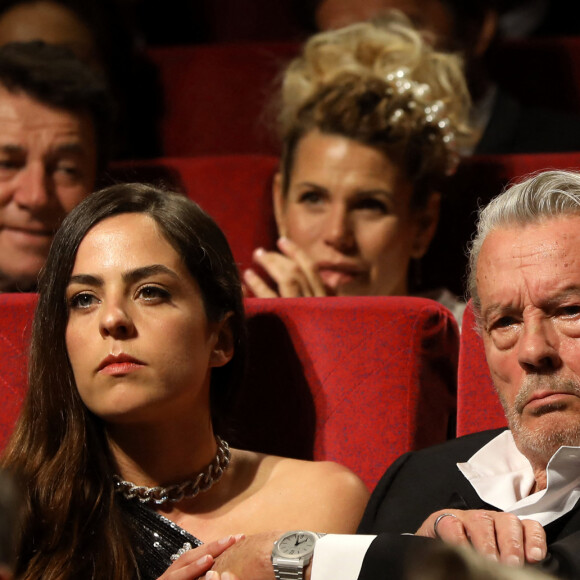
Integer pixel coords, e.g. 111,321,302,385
271,530,324,580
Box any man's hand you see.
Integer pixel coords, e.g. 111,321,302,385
208,531,282,580
416,509,547,566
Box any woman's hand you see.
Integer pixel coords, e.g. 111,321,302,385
243,237,328,298
157,535,244,580
205,573,240,580
416,509,547,566
209,531,282,579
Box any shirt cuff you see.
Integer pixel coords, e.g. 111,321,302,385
311,534,377,580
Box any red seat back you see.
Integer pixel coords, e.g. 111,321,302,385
198,0,309,43
0,294,458,491
106,154,280,273
0,293,37,451
147,43,300,157
234,296,459,490
456,301,506,437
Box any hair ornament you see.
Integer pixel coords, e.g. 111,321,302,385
385,68,408,82
384,69,459,175
277,14,472,180
389,108,404,123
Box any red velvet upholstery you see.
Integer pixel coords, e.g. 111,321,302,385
145,36,580,159
106,154,280,273
110,151,580,298
145,38,580,157
147,43,300,157
198,0,308,42
456,301,506,437
0,293,37,451
108,156,580,303
0,293,458,491
233,296,459,490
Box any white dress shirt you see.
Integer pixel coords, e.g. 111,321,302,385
310,431,580,580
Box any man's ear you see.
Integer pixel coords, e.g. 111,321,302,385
210,312,235,368
272,172,288,238
410,192,441,259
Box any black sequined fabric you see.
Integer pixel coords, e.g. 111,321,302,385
119,497,203,580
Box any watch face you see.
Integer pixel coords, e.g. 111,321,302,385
277,532,316,557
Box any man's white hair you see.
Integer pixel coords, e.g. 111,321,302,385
467,169,580,313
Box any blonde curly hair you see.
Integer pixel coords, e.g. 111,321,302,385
275,10,473,205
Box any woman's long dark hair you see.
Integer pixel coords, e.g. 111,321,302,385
1,183,247,579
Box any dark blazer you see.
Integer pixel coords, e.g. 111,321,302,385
356,429,580,579
476,90,580,155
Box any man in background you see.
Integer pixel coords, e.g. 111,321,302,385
0,40,112,292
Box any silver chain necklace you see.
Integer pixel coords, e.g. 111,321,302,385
113,436,231,505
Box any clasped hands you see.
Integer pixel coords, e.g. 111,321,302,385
416,509,547,566
243,238,328,298
157,510,547,579
157,531,281,580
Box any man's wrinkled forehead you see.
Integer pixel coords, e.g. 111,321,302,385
477,216,580,305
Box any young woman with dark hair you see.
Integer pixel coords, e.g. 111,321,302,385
1,183,368,579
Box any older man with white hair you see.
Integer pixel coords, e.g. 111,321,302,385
204,170,580,580
354,168,580,580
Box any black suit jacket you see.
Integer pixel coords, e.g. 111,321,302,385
476,90,580,154
355,429,580,579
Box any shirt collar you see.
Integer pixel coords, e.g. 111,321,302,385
457,431,580,526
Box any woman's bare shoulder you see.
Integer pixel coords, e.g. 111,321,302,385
237,449,366,483
235,450,370,533
275,455,367,485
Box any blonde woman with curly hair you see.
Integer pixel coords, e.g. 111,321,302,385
244,11,472,321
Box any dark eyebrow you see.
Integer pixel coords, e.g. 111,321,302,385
68,265,179,288
0,144,25,155
481,303,513,323
351,189,394,200
52,142,87,156
295,182,394,198
547,286,580,303
482,286,580,321
122,265,179,285
0,142,87,158
68,273,103,287
295,181,326,190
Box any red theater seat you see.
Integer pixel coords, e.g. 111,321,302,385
234,296,459,490
456,301,506,437
0,293,37,451
147,43,300,157
146,37,580,157
197,0,310,43
0,293,458,491
106,154,280,273
108,153,580,306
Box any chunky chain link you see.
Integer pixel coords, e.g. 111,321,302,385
113,437,231,505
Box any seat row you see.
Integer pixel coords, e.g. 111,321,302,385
105,150,580,298
0,293,501,492
145,37,580,157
